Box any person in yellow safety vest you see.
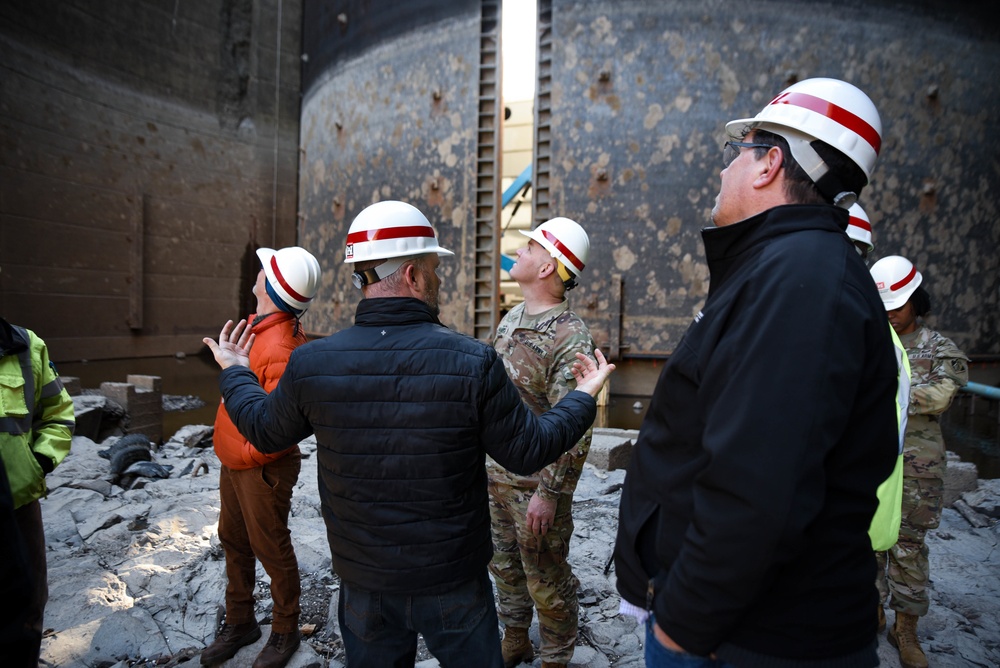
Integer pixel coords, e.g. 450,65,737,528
851,204,908,557
0,317,75,666
868,326,909,552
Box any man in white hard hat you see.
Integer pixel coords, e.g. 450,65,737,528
202,246,321,668
614,78,899,667
203,201,615,668
847,202,875,263
488,218,594,668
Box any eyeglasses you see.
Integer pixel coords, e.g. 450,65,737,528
722,141,772,168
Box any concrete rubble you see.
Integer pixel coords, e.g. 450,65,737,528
38,422,999,667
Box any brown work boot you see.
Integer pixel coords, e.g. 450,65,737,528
501,626,534,668
888,612,929,668
252,628,301,668
541,663,567,668
877,604,886,632
200,620,261,665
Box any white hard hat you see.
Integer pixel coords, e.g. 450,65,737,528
344,201,454,264
726,78,882,206
257,246,322,315
846,203,874,253
870,255,923,311
520,217,590,282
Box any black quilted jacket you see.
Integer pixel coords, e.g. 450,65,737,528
220,296,595,593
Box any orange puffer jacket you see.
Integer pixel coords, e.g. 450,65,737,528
213,312,307,469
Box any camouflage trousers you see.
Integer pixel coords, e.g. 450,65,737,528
488,480,579,664
875,476,944,616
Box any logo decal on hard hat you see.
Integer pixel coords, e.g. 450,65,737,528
346,244,354,259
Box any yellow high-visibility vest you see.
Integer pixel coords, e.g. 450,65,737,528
868,325,909,551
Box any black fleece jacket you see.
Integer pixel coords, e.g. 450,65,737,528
614,205,898,665
220,297,596,594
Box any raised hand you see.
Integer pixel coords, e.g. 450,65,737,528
202,319,255,370
571,348,616,398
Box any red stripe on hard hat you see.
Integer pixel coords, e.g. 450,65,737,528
270,256,310,303
770,91,881,155
542,229,585,272
849,216,872,232
890,265,918,292
346,225,435,244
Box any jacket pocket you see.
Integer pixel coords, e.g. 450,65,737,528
615,491,661,605
0,371,29,417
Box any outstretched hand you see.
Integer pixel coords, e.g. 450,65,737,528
571,348,616,398
202,319,254,370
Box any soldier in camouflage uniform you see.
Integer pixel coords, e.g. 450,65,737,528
489,218,595,668
871,256,969,668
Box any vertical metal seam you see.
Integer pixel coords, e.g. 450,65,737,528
474,0,502,341
533,0,553,226
271,0,283,247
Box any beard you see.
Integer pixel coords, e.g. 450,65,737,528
423,291,440,318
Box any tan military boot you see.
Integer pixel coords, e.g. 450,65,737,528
888,612,929,668
501,626,534,668
877,604,886,632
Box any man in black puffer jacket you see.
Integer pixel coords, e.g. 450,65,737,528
204,200,615,668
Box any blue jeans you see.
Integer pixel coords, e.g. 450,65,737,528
339,571,503,668
645,616,735,668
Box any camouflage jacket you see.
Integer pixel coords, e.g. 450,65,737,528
900,324,969,478
487,301,595,499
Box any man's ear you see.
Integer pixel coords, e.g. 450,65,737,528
538,260,556,280
753,146,784,189
402,262,422,295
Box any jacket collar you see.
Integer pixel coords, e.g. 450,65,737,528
701,204,848,289
354,297,442,327
510,300,569,333
0,317,28,357
250,311,298,331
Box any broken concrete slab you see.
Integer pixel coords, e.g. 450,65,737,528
587,427,637,471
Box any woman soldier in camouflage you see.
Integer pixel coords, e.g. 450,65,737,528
870,256,969,668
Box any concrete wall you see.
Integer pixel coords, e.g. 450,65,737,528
297,0,488,334
0,0,303,361
540,0,1000,364
2,0,996,377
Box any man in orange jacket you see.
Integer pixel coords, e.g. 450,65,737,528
202,246,321,668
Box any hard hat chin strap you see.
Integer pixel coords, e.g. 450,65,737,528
555,261,573,283
351,257,408,289
553,261,579,291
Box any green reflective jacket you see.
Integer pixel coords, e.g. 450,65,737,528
0,320,75,508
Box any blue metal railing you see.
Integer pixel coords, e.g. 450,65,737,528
962,381,1000,402
500,165,533,273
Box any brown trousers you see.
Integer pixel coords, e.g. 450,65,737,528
218,450,301,633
